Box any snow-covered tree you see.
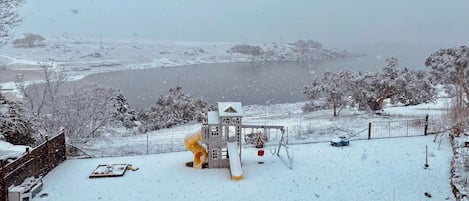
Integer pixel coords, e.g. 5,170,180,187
49,85,116,143
304,58,436,114
354,57,436,111
303,70,358,116
0,100,36,145
0,0,24,46
425,46,469,106
16,64,65,120
138,85,209,133
111,91,137,128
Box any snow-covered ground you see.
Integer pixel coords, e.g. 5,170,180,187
33,135,453,201
0,140,29,161
25,94,455,201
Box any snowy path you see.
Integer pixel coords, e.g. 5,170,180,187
34,136,453,201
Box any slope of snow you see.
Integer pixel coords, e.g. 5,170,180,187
33,135,453,201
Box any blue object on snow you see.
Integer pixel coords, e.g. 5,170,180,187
330,136,350,147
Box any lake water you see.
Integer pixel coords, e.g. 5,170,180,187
67,43,439,109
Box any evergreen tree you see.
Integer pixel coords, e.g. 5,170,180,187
138,85,209,133
111,91,137,128
0,100,36,145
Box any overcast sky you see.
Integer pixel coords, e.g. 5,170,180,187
16,0,469,46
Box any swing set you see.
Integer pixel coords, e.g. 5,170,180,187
242,125,293,169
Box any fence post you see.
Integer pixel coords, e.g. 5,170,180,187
424,114,429,136
388,122,391,138
406,120,409,137
0,160,6,201
45,135,52,171
368,122,372,140
61,131,67,161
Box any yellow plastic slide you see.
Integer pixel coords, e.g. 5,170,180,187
184,130,208,169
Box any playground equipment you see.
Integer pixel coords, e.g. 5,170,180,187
227,142,243,180
185,102,292,180
184,131,208,169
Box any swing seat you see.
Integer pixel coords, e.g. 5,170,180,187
257,149,265,156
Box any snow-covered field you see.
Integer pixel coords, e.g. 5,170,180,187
25,94,455,201
33,135,453,201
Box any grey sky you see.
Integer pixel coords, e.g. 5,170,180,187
17,0,469,45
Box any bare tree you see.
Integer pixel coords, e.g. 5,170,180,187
51,85,116,143
0,0,24,46
16,63,66,119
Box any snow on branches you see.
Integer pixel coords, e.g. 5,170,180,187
303,70,358,116
0,0,24,46
304,57,436,115
0,99,36,145
111,91,137,128
425,46,469,105
50,85,117,143
137,85,209,133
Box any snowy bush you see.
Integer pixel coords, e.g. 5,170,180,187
0,100,36,146
227,44,264,56
12,33,46,48
137,86,209,133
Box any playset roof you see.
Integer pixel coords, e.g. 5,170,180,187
217,102,243,117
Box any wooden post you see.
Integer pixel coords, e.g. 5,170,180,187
0,160,7,201
424,114,429,136
60,129,67,161
45,135,52,171
424,145,429,169
368,122,372,140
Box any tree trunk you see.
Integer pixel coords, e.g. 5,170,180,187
333,102,337,117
